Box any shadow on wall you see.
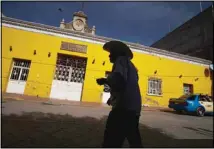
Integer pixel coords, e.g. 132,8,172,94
2,112,213,148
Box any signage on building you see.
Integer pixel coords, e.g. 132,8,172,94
60,41,87,53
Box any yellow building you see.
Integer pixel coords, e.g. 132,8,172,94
1,11,212,107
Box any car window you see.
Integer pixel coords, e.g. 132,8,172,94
199,95,212,102
187,95,196,101
209,96,213,102
205,96,213,102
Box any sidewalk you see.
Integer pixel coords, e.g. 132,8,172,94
2,93,106,108
2,93,172,111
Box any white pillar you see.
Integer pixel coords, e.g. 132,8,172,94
92,26,96,35
60,18,65,29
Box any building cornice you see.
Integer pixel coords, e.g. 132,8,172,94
1,16,211,66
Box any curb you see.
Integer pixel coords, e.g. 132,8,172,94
2,95,170,111
3,97,24,101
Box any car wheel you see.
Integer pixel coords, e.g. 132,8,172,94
196,107,205,117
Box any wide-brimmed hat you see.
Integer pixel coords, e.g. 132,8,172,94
103,40,133,59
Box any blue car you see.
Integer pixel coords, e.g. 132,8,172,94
168,94,213,117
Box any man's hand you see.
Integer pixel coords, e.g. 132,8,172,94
96,78,107,85
107,98,112,106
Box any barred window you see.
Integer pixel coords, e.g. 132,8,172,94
148,78,162,95
10,59,31,81
54,54,87,83
183,84,193,95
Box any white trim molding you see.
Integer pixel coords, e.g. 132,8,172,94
2,16,211,67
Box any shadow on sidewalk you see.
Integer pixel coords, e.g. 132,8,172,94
2,112,213,148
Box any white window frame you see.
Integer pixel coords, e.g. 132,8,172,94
147,78,162,96
183,84,193,95
9,59,31,82
54,54,87,83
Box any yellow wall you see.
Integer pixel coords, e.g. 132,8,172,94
2,26,212,106
133,53,212,106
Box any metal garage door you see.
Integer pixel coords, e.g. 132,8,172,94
50,54,87,101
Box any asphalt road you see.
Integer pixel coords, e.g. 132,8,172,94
141,110,213,139
2,100,213,141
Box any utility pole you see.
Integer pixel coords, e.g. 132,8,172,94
200,1,203,12
212,3,214,19
81,2,85,12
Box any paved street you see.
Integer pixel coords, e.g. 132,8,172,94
1,99,213,147
141,109,213,139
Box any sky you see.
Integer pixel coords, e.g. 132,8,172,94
1,1,213,46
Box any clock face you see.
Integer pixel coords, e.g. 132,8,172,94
73,19,84,31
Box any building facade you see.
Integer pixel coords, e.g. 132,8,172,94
151,6,213,61
1,11,212,107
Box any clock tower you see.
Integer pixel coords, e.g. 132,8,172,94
59,11,96,35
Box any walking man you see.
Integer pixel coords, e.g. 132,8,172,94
96,41,142,147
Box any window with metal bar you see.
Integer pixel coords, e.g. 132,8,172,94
148,78,162,95
10,59,31,81
54,54,87,83
183,83,193,95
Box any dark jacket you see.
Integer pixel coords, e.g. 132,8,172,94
106,56,142,114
